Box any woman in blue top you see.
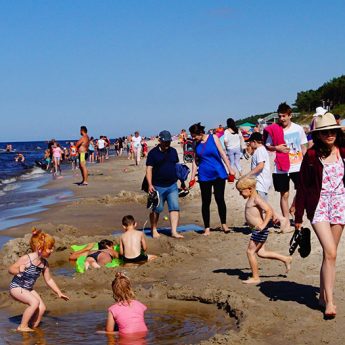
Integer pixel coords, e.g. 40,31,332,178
189,123,235,235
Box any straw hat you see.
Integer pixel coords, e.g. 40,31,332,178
311,112,342,132
313,107,327,117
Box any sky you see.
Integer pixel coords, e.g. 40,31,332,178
1,0,345,141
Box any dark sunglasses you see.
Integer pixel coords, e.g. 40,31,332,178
319,129,337,136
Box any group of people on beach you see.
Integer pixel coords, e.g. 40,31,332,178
7,102,345,338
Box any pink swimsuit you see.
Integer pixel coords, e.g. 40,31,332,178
312,157,345,224
52,147,62,159
108,300,147,334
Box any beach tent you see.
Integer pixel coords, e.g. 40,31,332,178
239,122,255,141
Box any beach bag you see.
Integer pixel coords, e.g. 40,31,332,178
176,163,190,181
141,176,149,193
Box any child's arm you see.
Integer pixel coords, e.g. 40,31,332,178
141,233,147,252
69,242,95,261
8,255,29,275
119,237,124,256
246,162,264,178
255,196,273,231
43,266,69,301
105,311,116,333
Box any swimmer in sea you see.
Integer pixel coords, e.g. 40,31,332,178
15,153,25,163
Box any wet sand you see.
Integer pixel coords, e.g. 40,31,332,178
1,141,345,344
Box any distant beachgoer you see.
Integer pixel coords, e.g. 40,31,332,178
265,102,307,224
178,129,188,148
215,124,225,138
15,153,25,163
97,136,106,164
88,137,95,163
189,123,235,236
6,144,13,152
105,272,148,337
224,118,244,177
120,215,156,264
104,136,111,160
132,131,142,166
69,142,78,171
52,142,63,176
127,135,133,160
141,140,148,158
76,126,90,185
295,112,345,318
146,130,184,238
43,149,51,170
8,228,69,332
236,177,292,284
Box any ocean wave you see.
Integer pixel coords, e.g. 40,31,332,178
0,177,17,185
3,183,20,192
19,167,46,180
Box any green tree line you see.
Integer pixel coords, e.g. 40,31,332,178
294,75,345,112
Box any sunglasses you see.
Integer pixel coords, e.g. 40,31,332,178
319,129,337,136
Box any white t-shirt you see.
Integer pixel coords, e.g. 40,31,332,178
97,138,105,149
132,136,142,149
266,122,307,174
223,129,242,149
251,145,272,193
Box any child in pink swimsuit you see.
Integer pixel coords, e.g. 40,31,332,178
105,272,148,337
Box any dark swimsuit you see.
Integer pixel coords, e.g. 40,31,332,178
123,253,148,263
87,250,114,262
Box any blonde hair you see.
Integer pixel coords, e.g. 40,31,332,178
30,228,55,254
236,177,256,190
111,272,135,305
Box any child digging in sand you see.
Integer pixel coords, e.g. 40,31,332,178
105,272,148,337
236,177,292,284
8,228,69,332
120,215,157,264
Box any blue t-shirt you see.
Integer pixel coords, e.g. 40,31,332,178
196,135,227,182
146,146,179,187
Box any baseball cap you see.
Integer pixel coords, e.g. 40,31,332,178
248,132,263,142
158,130,172,142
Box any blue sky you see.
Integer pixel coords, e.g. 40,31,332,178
1,0,344,141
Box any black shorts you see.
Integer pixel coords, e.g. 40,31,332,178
123,253,148,263
272,172,300,192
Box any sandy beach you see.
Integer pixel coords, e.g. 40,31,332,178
1,141,344,344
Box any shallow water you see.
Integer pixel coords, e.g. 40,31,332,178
0,300,232,345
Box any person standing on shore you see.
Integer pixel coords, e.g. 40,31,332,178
189,123,235,236
145,130,184,239
76,126,89,186
295,113,345,318
132,131,142,166
265,102,307,225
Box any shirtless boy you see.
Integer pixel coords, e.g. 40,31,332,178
76,126,90,185
236,177,292,284
120,215,156,263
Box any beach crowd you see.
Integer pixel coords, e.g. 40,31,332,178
7,102,345,338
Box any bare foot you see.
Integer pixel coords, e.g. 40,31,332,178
242,278,261,284
203,228,211,236
17,326,34,332
171,232,184,239
285,256,293,273
280,217,291,232
221,224,231,233
152,230,161,239
324,303,337,318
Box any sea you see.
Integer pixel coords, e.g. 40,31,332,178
0,141,75,244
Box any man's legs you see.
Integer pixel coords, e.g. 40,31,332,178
79,153,88,185
166,183,183,238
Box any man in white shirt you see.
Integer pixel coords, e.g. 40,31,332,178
97,136,106,163
132,131,142,166
265,103,307,224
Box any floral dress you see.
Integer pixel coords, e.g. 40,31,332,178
312,156,345,224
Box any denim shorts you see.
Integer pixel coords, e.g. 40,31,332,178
154,183,180,214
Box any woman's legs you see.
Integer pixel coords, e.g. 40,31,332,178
227,149,235,172
312,221,344,316
233,147,242,175
199,181,213,235
213,178,228,232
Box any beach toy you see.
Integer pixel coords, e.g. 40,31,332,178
163,216,169,221
72,243,123,273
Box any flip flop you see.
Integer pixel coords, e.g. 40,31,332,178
298,227,311,258
289,229,302,255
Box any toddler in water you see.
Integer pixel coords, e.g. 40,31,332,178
8,228,69,332
106,272,148,336
120,215,157,264
236,177,292,284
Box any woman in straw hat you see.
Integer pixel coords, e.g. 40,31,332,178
295,112,345,318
